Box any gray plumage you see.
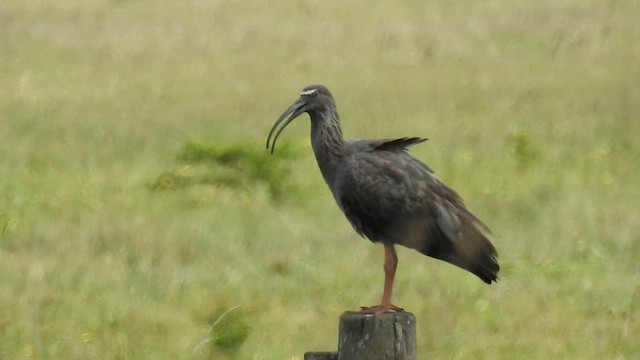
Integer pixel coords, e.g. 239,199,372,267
267,85,498,301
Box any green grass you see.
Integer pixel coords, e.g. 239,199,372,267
1,0,639,358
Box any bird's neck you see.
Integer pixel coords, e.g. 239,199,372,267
310,109,345,186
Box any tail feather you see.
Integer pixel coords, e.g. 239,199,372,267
458,222,499,284
416,217,499,284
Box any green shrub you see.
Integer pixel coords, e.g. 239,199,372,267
149,139,304,202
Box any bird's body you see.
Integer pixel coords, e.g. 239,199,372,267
267,85,499,313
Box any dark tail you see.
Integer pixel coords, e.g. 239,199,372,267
419,217,499,284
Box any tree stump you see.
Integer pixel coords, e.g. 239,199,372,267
304,311,416,360
304,351,339,360
338,312,416,360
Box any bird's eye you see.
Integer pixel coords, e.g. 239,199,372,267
300,89,318,97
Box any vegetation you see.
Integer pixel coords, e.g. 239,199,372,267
1,0,638,358
150,139,303,202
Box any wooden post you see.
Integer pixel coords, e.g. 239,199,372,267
339,312,416,360
305,312,416,360
304,352,338,360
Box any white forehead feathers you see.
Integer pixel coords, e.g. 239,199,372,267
300,89,317,96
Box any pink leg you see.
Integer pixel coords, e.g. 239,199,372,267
359,245,404,314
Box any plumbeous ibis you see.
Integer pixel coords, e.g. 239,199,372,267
266,85,499,314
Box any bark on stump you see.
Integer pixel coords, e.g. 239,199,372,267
304,352,338,360
304,312,416,360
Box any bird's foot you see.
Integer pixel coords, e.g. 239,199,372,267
357,304,404,314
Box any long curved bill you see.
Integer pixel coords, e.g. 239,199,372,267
266,98,307,154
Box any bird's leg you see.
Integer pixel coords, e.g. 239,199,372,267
359,245,404,314
380,244,398,309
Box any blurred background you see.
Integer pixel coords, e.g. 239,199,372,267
1,0,638,358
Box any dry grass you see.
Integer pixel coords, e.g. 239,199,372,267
1,0,639,358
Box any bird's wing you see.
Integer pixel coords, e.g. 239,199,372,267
334,147,498,283
348,137,426,152
373,137,427,151
334,149,442,241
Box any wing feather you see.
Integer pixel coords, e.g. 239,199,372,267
333,145,499,283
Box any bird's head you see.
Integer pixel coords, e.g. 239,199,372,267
266,85,334,154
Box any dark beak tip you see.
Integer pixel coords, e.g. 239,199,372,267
266,98,306,157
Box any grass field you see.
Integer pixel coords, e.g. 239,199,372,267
1,0,639,358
